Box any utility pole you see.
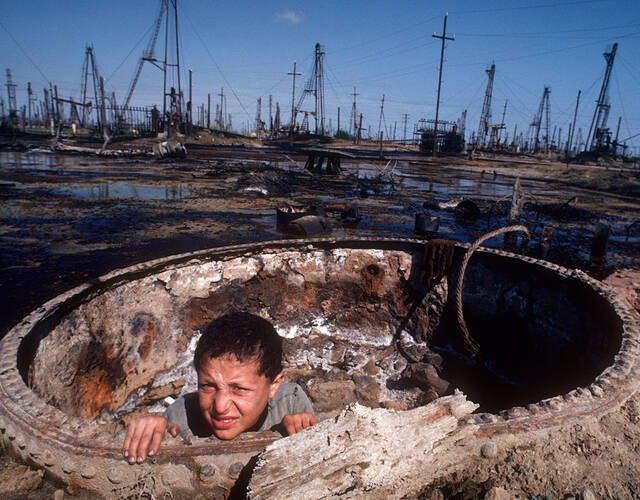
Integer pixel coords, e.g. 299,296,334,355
27,82,33,127
288,61,300,132
337,106,340,134
269,94,273,132
188,68,192,126
565,123,572,166
402,113,409,142
314,43,325,135
568,89,581,153
207,93,210,128
432,13,455,156
377,94,385,137
357,113,363,144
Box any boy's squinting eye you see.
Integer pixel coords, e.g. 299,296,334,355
232,385,251,393
199,384,215,393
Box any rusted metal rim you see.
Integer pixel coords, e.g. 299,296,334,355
0,237,639,489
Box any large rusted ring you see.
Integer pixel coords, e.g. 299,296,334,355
0,237,638,496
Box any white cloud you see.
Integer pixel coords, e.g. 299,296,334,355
274,9,304,24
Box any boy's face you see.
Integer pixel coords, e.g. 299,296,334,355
197,354,283,440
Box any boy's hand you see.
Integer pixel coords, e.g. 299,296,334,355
281,413,318,436
122,415,180,464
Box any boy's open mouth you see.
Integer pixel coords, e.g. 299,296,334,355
212,416,239,429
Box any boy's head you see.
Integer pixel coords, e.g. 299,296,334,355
193,312,284,439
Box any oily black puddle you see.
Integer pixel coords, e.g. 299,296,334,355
53,183,193,200
0,237,636,497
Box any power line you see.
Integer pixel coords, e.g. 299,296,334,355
178,4,251,121
335,13,442,52
456,22,640,38
451,0,614,15
105,19,155,83
0,20,50,85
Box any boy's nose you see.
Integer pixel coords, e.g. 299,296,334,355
213,390,232,414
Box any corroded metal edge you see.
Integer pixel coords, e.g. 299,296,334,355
0,237,638,493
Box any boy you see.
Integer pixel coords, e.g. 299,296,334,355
123,312,317,464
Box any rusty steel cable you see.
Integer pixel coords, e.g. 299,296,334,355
455,224,530,356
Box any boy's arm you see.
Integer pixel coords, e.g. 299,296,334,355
122,415,180,463
279,383,318,435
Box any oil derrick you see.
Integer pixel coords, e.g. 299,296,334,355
296,43,326,135
123,1,166,110
80,46,106,129
349,87,358,136
585,43,618,153
457,110,467,142
123,0,182,131
488,100,507,147
528,86,550,153
255,97,265,131
216,88,224,129
4,69,17,123
476,64,495,147
274,102,281,131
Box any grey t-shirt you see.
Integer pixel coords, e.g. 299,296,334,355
164,382,314,438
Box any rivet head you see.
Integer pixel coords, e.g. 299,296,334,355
15,437,26,449
43,450,55,467
199,465,214,478
6,426,15,440
61,458,75,474
590,385,604,398
228,462,244,477
81,465,97,479
108,467,126,485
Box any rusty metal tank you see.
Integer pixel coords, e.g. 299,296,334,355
0,238,638,497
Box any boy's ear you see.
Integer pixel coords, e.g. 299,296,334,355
268,372,284,399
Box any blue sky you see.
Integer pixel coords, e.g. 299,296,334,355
2,0,640,150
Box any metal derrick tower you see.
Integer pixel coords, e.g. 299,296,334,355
528,86,551,153
476,64,495,147
5,69,17,123
296,43,326,135
123,0,183,130
349,87,358,136
585,43,618,152
80,46,106,129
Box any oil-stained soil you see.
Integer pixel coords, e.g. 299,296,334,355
1,132,640,498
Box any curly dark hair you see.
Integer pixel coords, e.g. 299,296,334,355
193,312,283,381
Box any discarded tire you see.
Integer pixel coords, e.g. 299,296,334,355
280,215,332,236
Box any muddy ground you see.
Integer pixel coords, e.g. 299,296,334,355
1,131,640,498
